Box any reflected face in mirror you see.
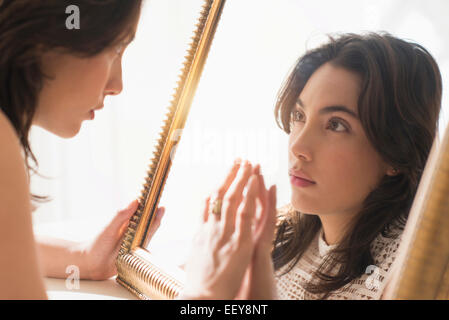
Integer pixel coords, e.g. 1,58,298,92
288,62,394,219
34,38,133,139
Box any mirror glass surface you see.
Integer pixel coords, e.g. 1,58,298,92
142,0,449,269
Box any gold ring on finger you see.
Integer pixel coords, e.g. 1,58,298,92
210,198,223,217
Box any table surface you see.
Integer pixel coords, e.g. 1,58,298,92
35,217,186,300
34,218,136,299
44,276,138,300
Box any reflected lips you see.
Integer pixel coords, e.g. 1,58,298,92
290,175,316,187
289,170,316,188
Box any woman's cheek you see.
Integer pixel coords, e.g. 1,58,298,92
88,53,114,83
321,149,364,194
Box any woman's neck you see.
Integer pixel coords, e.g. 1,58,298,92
318,212,355,245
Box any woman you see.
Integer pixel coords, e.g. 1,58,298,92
0,0,267,300
180,32,442,300
0,0,167,299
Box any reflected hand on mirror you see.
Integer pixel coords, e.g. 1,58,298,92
236,166,277,300
179,160,277,300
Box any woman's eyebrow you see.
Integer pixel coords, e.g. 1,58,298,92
296,98,358,119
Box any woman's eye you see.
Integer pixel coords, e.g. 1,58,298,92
327,118,348,132
291,110,304,122
290,111,349,133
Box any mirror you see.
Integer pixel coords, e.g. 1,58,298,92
116,0,449,300
383,125,449,299
116,0,227,299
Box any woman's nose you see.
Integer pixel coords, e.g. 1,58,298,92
289,127,313,162
104,60,123,96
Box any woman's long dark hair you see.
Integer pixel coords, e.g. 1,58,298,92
0,0,142,200
273,32,442,299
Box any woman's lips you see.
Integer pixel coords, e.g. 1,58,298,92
89,104,103,120
290,175,316,187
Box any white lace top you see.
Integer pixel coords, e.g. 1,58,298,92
275,226,402,300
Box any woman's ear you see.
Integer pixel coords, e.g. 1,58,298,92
386,167,399,176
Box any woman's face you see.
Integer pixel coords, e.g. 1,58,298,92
34,37,133,138
288,62,395,220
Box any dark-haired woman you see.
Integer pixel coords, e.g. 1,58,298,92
180,32,442,300
0,0,269,300
0,1,169,299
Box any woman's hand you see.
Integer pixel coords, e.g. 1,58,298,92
81,200,165,280
180,160,276,300
236,166,278,300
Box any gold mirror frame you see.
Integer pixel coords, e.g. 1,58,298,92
387,123,449,299
116,0,226,300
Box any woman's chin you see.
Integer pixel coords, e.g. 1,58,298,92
52,123,82,139
291,194,318,214
64,127,81,138
34,121,81,139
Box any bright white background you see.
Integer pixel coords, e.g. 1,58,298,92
32,0,449,251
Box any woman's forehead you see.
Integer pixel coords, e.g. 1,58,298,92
298,63,361,113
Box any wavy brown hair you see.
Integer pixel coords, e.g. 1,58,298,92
0,0,142,200
273,32,442,299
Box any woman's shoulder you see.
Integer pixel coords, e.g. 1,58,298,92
327,226,404,300
0,110,46,298
370,223,404,273
0,108,30,206
0,108,21,149
0,109,26,175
